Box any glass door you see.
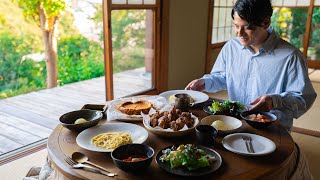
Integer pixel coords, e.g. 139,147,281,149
103,0,165,100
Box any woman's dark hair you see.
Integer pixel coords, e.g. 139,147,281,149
231,0,273,28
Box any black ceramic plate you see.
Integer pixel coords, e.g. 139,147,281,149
203,105,215,115
203,101,248,117
202,100,225,115
155,145,222,176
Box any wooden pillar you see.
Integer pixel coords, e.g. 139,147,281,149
303,0,315,58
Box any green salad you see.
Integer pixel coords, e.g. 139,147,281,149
159,144,216,171
208,100,245,114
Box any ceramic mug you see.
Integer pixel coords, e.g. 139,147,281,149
174,93,194,112
195,125,218,146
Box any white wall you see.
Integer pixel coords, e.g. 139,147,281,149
167,0,210,89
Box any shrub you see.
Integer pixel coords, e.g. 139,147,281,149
57,36,105,85
0,32,45,99
113,47,145,73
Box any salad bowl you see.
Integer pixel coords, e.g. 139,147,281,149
203,100,246,118
156,144,222,176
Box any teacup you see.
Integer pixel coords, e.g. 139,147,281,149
174,93,194,112
195,125,218,146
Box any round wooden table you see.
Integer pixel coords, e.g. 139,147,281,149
47,108,296,180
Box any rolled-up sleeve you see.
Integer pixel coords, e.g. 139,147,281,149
269,51,317,119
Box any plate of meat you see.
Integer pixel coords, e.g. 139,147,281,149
142,106,199,137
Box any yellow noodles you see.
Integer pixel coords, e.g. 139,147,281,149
91,132,132,150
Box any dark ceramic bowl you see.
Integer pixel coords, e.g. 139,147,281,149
203,101,248,119
59,109,103,132
195,125,218,146
111,144,154,172
240,111,277,129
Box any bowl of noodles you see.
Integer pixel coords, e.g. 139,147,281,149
111,144,154,172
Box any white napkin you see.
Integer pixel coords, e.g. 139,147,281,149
107,95,167,121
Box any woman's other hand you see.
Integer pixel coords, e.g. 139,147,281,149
249,96,273,111
185,79,205,91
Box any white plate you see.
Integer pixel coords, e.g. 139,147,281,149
222,133,276,156
159,90,209,104
76,123,148,152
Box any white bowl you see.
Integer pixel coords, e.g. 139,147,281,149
200,115,242,134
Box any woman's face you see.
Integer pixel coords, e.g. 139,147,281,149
233,12,269,50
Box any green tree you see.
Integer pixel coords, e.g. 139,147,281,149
272,7,320,59
271,8,306,47
290,8,308,49
15,0,67,88
111,10,146,49
310,8,320,59
91,7,146,49
91,8,147,72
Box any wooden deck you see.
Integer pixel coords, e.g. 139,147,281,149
0,68,151,155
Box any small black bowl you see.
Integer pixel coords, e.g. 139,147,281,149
59,109,103,132
195,125,218,146
111,144,154,172
240,111,277,129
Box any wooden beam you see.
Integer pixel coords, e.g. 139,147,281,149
103,0,114,100
111,4,158,10
307,60,320,69
210,42,226,49
303,0,315,58
158,0,170,92
206,0,214,73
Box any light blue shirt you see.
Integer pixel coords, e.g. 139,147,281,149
202,28,317,131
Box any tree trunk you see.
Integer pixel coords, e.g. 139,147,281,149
39,5,58,88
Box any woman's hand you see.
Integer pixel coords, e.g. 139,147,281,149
185,79,205,91
249,96,273,111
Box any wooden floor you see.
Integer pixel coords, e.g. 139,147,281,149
0,68,151,155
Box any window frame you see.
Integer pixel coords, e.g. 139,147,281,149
102,0,169,100
207,0,320,71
